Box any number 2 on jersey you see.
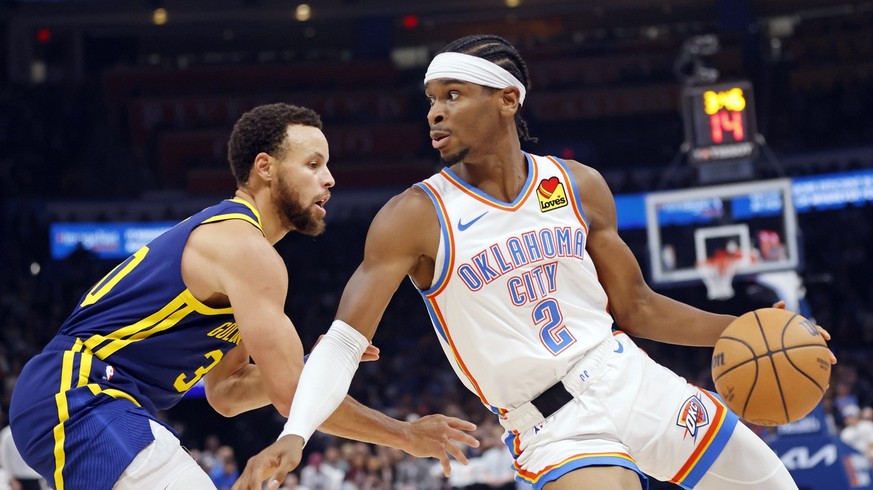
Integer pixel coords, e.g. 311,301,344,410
533,298,576,355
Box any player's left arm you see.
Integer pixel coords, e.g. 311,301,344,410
203,342,270,416
202,334,381,418
570,161,735,346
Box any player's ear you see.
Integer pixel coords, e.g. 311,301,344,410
499,87,520,115
252,152,273,182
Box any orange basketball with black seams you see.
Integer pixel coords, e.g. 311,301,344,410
711,307,831,426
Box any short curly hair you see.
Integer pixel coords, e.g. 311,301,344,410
227,103,323,186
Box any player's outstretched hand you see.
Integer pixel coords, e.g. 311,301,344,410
401,414,480,477
232,435,304,490
772,300,837,366
313,334,380,362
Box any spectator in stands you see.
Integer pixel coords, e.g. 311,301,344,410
200,434,224,474
392,445,439,490
322,444,349,477
280,472,310,490
341,443,370,490
300,452,343,490
839,405,873,455
474,421,517,490
209,446,240,490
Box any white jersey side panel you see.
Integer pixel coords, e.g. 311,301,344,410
415,153,613,413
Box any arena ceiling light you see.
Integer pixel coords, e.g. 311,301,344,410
295,4,312,22
152,8,168,26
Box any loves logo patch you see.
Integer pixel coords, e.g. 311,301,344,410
536,177,568,212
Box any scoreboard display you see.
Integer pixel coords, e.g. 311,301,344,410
681,81,758,164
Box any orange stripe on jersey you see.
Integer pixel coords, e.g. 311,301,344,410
547,156,588,233
439,157,538,211
515,452,637,484
669,390,727,483
420,181,455,297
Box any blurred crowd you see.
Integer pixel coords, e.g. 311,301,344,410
181,417,519,490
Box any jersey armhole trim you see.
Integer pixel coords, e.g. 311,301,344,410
547,156,589,231
413,182,453,297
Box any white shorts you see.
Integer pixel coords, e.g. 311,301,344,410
502,332,739,490
113,419,216,490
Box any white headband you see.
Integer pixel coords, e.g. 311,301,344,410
424,52,527,106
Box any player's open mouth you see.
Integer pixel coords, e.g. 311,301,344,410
430,130,450,149
315,194,330,213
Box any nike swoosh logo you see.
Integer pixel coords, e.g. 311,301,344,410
458,211,488,231
614,339,624,353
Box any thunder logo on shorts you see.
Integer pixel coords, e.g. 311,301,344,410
676,394,710,440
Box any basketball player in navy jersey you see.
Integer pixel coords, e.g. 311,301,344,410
8,103,478,490
235,37,836,490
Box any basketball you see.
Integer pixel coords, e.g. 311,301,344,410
711,308,831,426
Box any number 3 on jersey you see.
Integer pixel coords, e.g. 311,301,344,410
533,298,576,355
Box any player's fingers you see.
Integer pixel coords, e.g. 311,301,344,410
444,440,470,465
445,417,477,432
270,469,288,489
439,454,452,477
231,472,259,490
448,428,480,448
267,478,282,490
771,300,786,309
814,326,837,364
361,344,380,362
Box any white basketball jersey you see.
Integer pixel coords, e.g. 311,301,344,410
415,153,614,414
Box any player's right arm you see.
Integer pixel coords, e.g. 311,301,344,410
334,186,441,338
233,188,478,489
184,218,306,416
283,186,443,433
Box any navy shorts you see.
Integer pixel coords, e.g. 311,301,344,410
9,337,161,490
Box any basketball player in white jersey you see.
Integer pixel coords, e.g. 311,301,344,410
234,35,835,490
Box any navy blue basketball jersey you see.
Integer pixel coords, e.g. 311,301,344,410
9,197,264,490
57,197,262,411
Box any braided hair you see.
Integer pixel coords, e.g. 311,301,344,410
438,34,538,143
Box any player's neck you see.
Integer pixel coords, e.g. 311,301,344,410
451,149,528,202
233,188,285,244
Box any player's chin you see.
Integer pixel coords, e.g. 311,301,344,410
295,213,326,237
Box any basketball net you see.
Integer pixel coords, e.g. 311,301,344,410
696,252,745,300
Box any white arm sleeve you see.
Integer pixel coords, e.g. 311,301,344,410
278,319,368,444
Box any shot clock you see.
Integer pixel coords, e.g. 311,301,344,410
681,81,758,164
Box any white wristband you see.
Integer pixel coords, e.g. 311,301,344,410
278,320,368,444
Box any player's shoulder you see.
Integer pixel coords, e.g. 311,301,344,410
556,158,610,190
368,185,439,245
379,185,438,221
188,214,274,263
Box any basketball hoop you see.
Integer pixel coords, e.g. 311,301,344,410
696,253,744,300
